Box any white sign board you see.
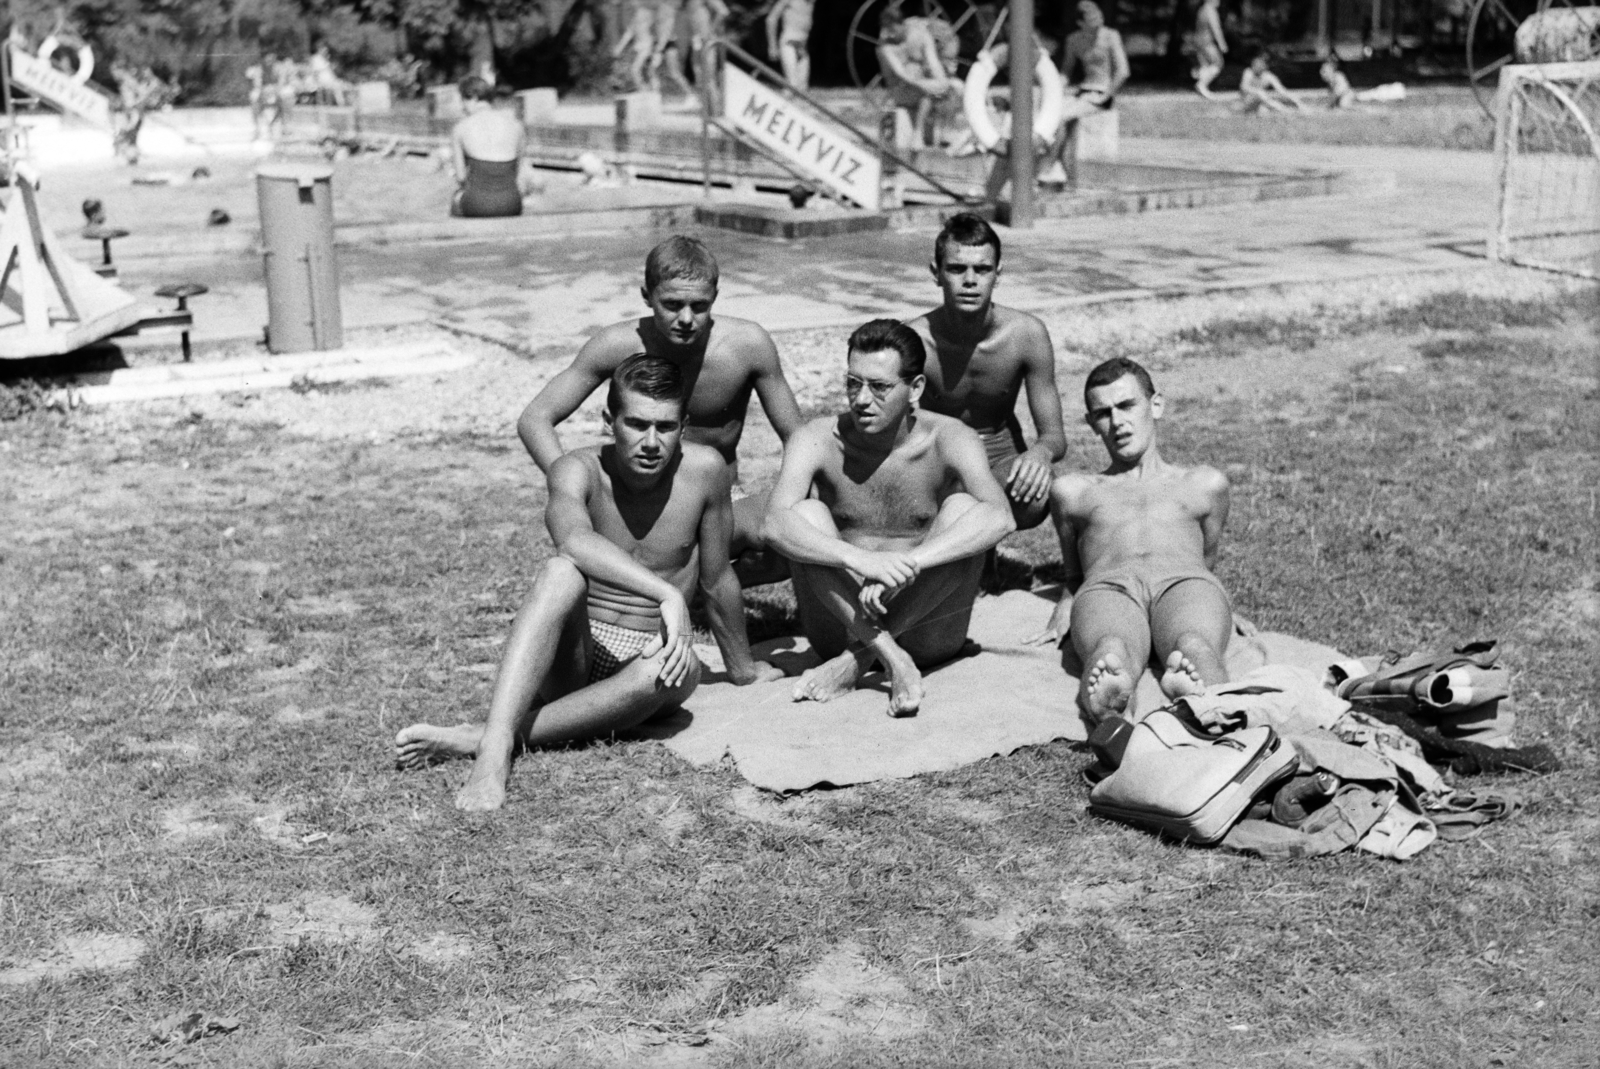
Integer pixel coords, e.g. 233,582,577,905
722,65,881,211
6,43,112,129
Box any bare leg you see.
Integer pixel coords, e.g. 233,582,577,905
1070,587,1151,724
787,495,986,717
395,556,588,769
1151,577,1232,700
442,557,592,811
731,489,790,587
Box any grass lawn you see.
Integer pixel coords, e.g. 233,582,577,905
1,285,1596,1068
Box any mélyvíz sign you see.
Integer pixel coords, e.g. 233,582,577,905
722,66,881,211
5,43,112,129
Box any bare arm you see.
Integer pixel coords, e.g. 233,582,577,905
1108,31,1131,96
1025,476,1087,646
546,455,695,685
907,425,1016,570
761,423,863,571
450,125,468,185
546,457,681,606
744,326,804,443
694,456,771,684
516,340,614,475
766,0,786,54
1199,468,1230,570
1007,320,1068,504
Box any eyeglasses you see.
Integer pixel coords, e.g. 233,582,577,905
844,374,905,402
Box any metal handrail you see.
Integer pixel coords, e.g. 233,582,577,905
714,39,973,206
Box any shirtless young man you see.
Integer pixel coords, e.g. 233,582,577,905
650,0,695,98
765,0,814,90
396,356,782,811
906,213,1067,531
1028,357,1233,724
762,319,1016,717
1191,0,1227,100
517,236,803,574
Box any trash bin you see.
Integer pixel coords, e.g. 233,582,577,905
256,161,342,353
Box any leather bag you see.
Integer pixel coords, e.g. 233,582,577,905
1088,709,1300,844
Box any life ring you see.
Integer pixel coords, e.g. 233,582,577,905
962,48,1064,152
38,35,95,86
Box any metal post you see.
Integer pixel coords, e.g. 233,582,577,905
1007,0,1035,228
701,46,714,199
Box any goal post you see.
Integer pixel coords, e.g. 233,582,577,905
1490,59,1600,279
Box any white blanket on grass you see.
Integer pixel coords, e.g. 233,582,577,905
639,589,1349,793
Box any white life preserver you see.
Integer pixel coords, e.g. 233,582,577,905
962,48,1064,152
38,35,95,86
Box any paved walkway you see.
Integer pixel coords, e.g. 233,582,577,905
99,138,1495,358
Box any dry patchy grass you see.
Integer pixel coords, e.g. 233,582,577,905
1,290,1597,1068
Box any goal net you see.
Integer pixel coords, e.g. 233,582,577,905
1492,59,1600,278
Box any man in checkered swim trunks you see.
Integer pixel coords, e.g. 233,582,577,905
395,355,783,811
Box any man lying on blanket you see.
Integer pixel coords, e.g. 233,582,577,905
762,319,1016,717
1027,357,1235,724
395,354,780,810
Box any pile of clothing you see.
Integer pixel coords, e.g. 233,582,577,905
1085,642,1558,860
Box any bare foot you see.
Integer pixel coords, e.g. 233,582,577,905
1159,650,1207,700
394,723,482,770
454,760,509,812
792,648,865,703
1085,652,1134,721
876,639,924,718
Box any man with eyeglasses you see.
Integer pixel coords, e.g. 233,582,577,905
761,319,1016,717
906,213,1067,532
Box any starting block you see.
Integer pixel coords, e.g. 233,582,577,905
0,170,146,359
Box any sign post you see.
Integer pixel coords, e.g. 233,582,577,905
722,65,882,210
1007,0,1035,228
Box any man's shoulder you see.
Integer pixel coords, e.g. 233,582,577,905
921,409,982,444
991,304,1049,338
708,315,777,355
676,441,732,483
579,320,650,362
1179,462,1229,494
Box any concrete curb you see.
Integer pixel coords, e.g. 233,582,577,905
63,340,474,405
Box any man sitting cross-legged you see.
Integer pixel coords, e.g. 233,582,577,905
1027,357,1234,724
397,355,781,810
761,319,1016,717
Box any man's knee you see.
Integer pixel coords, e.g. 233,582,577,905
534,555,587,598
617,648,702,705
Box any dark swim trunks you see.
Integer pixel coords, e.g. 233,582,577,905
1076,567,1232,616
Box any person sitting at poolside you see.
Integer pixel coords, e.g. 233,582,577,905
395,355,782,811
762,319,1016,717
877,8,960,151
450,76,532,218
1027,357,1234,724
1237,50,1303,114
906,213,1066,533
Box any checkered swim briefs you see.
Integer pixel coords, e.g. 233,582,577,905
587,618,657,684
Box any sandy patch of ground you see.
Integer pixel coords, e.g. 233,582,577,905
715,941,925,1048
405,932,476,966
264,894,379,946
161,802,228,841
0,933,147,986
